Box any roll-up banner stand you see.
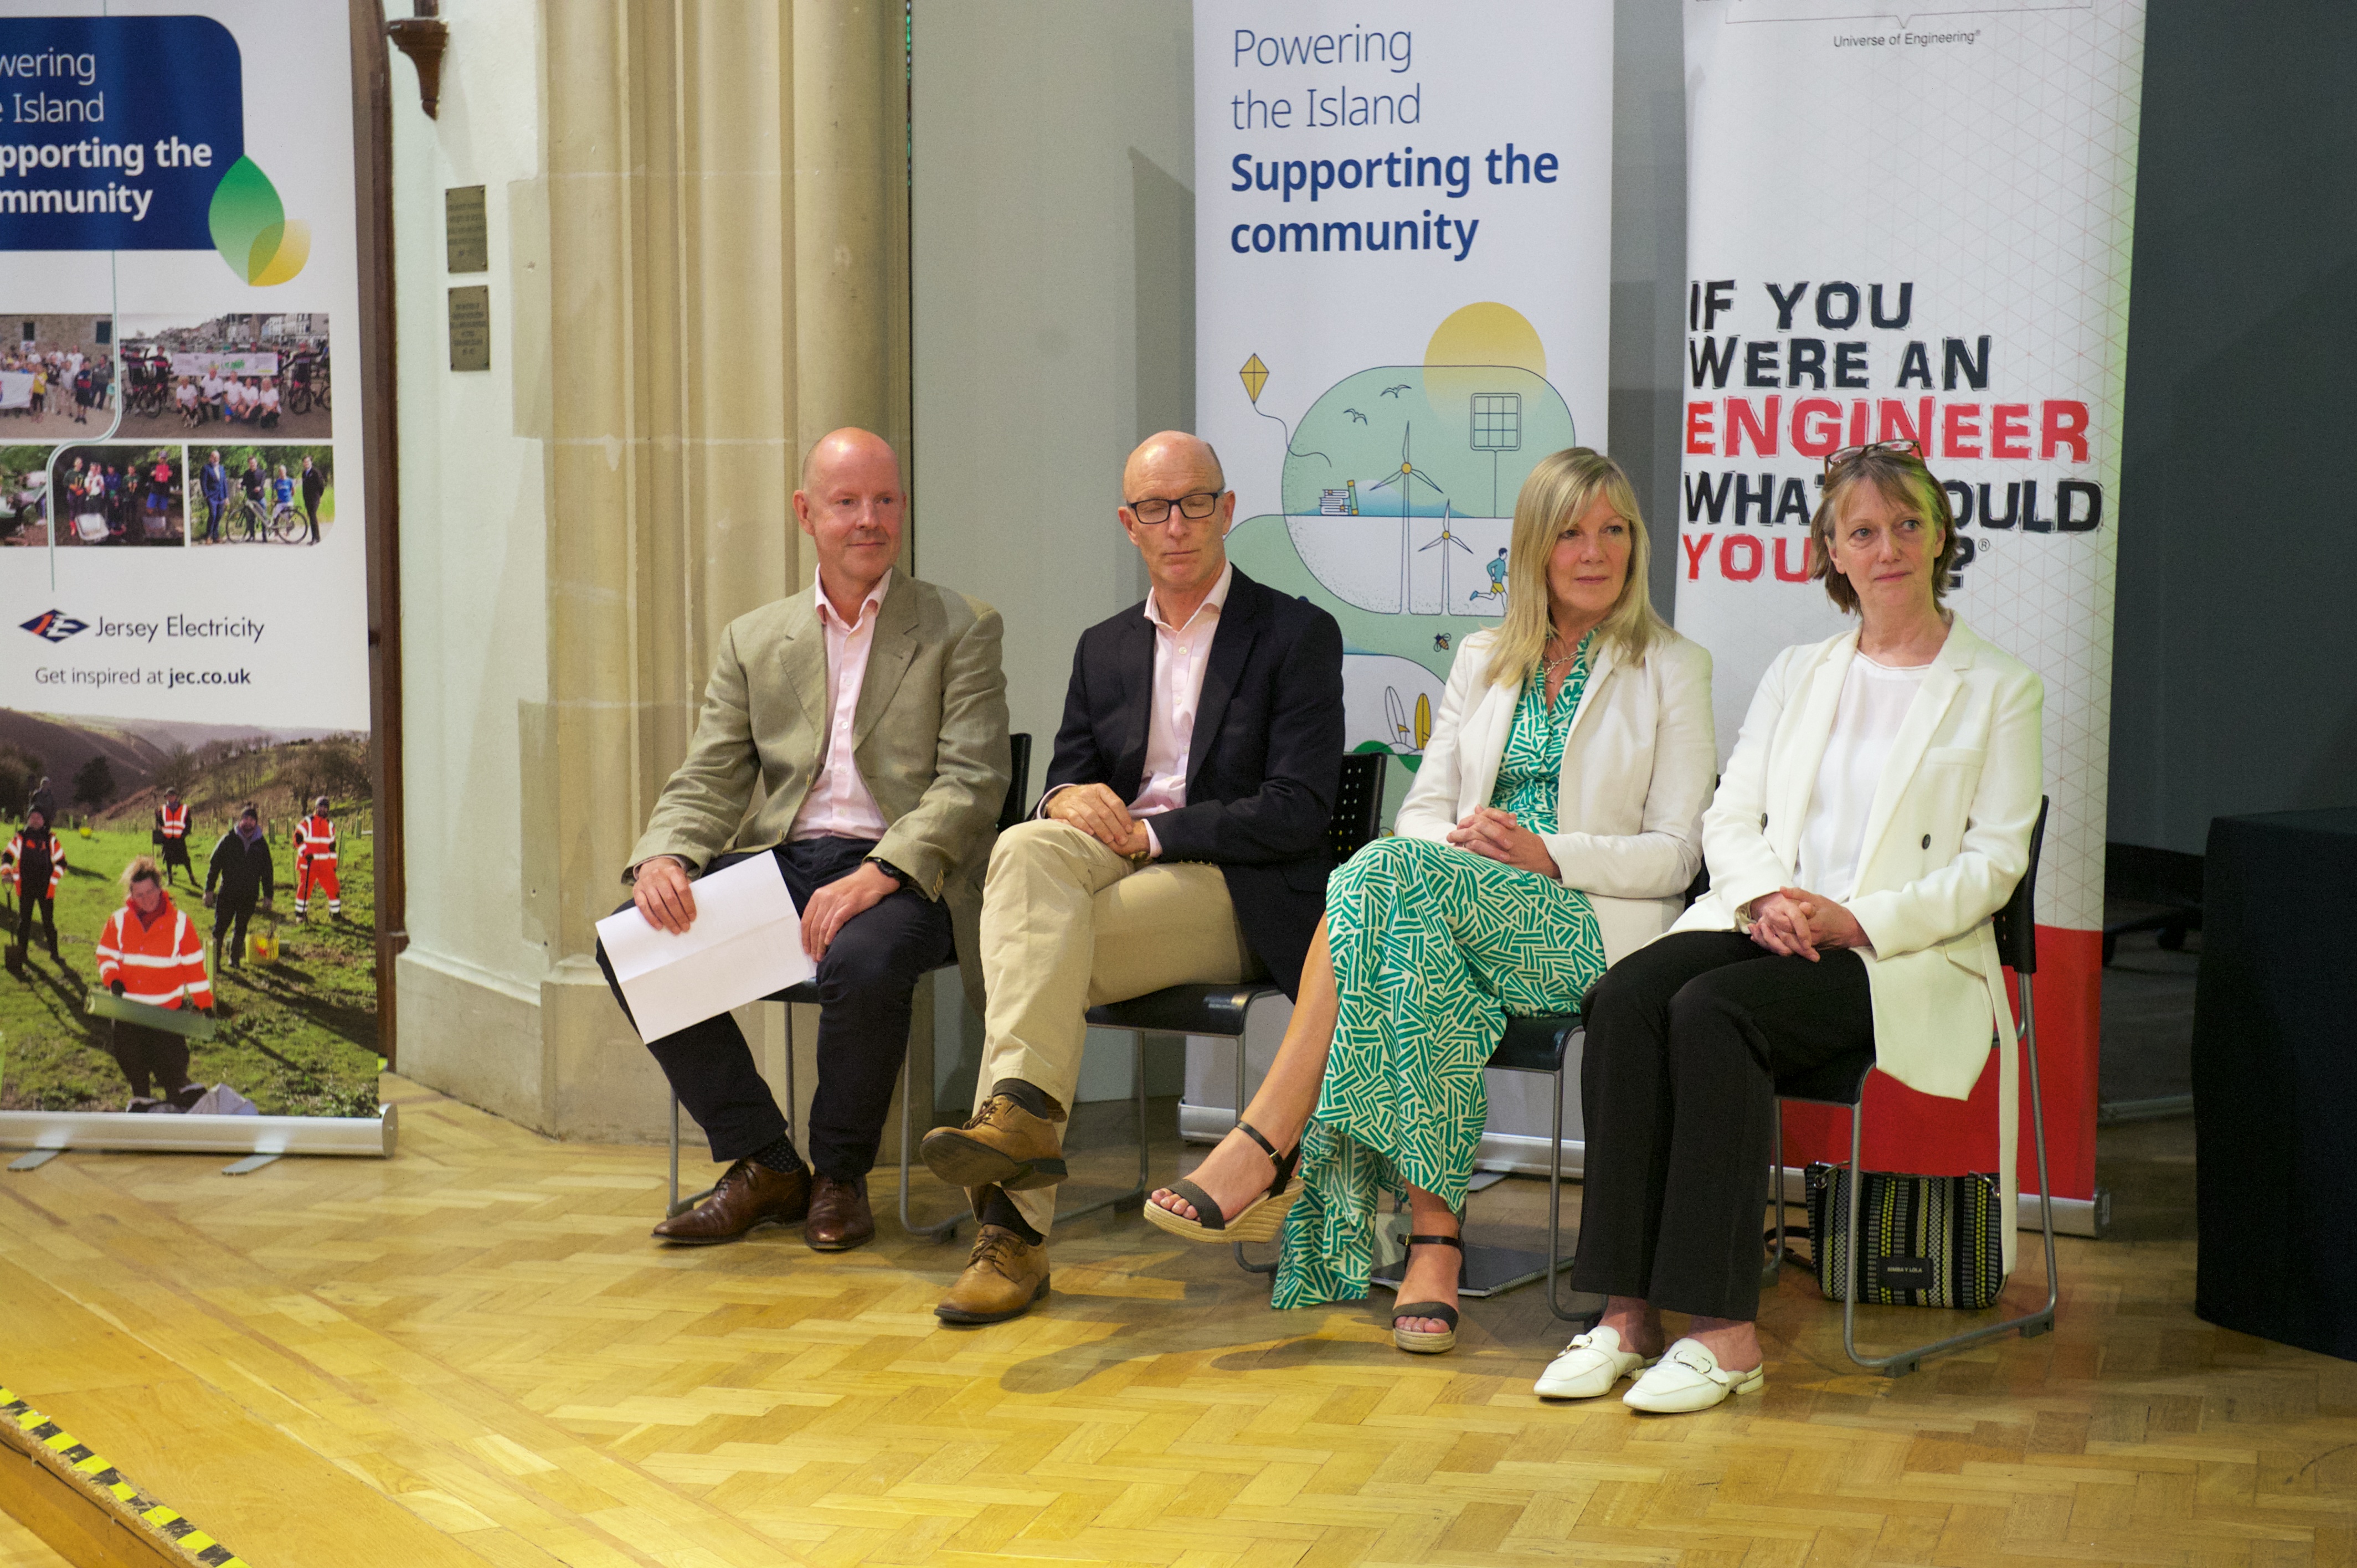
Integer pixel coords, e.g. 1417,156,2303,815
1678,2,2146,1231
0,3,389,1160
1190,1,1615,1157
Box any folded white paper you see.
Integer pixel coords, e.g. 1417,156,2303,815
595,853,815,1041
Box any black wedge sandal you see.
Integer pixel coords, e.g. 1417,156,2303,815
1143,1119,1303,1244
1391,1231,1466,1354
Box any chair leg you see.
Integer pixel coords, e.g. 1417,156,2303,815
896,1056,961,1243
1544,1061,1588,1322
1222,1013,1283,1278
1059,1031,1150,1224
665,1089,717,1218
782,1000,797,1144
1836,983,2062,1376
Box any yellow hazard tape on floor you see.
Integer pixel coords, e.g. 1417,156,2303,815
1,1383,249,1567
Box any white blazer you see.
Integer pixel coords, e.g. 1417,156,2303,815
1394,626,1716,964
1670,618,2043,1265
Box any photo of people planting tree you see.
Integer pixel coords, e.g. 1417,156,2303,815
0,707,379,1118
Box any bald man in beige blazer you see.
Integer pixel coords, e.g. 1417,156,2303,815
596,429,1011,1256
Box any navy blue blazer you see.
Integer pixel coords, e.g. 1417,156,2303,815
1043,566,1345,997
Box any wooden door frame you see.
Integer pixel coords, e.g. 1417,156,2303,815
349,0,406,1067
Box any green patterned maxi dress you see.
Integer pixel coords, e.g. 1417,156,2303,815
1273,636,1611,1308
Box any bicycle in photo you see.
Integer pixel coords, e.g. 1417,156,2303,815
269,503,307,544
223,494,270,542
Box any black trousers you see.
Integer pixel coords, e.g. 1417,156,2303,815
161,838,195,881
594,835,955,1180
14,893,55,954
1569,930,1875,1321
111,1021,191,1100
213,891,256,963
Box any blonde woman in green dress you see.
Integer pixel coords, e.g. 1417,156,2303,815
1145,449,1717,1352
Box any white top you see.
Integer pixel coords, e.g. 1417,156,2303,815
788,568,893,843
1793,651,1930,902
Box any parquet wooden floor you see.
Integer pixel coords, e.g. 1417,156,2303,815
1,1079,2351,1567
0,1509,70,1568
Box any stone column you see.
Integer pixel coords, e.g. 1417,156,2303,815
794,0,913,577
522,0,911,1143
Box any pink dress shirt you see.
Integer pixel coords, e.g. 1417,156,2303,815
789,568,893,843
1131,563,1233,858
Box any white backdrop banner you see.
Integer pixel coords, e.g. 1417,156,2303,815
1191,0,1615,1138
1675,2,2147,1198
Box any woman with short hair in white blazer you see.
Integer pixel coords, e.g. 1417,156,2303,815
1146,448,1716,1353
1539,441,2043,1412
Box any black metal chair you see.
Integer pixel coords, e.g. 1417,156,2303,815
1086,752,1388,1259
1367,1013,1589,1319
1763,796,2059,1377
1367,863,1714,1316
665,733,1034,1231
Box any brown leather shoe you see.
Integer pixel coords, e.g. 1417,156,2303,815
934,1225,1050,1324
806,1174,874,1252
919,1095,1067,1190
650,1159,810,1246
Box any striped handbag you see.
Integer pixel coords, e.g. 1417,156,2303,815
1800,1162,2006,1310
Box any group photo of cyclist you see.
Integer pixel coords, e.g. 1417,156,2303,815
46,446,184,548
0,315,118,439
184,445,333,547
117,311,331,442
0,446,181,548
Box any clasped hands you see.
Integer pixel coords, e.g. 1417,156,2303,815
1446,804,1558,878
632,853,898,961
1043,783,1154,859
1745,887,1867,961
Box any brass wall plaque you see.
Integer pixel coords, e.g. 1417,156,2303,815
448,285,490,371
445,184,487,273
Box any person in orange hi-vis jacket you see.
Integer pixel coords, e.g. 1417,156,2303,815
4,803,68,965
94,857,214,1108
155,788,196,888
292,795,339,919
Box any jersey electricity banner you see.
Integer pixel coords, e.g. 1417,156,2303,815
1194,0,1612,1150
1676,1,2146,1205
0,3,378,1131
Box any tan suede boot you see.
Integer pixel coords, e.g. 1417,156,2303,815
919,1094,1067,1190
934,1225,1050,1324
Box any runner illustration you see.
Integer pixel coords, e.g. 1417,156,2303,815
1468,546,1509,605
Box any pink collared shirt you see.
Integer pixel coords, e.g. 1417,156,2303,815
1131,561,1233,857
789,568,893,842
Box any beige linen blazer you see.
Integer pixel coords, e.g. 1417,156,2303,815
1393,626,1716,964
1670,618,2042,1266
627,574,1011,1010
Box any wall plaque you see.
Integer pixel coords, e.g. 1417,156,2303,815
448,285,490,371
445,184,487,272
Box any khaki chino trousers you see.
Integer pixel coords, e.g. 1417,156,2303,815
972,819,1264,1238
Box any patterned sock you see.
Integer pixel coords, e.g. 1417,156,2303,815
744,1133,804,1175
992,1078,1052,1119
979,1188,1043,1245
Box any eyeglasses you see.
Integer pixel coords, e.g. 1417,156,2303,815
1126,490,1225,524
1824,439,1924,478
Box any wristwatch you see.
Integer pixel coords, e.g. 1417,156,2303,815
864,856,916,893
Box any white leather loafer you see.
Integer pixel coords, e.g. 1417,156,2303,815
1621,1337,1765,1413
1532,1325,1658,1400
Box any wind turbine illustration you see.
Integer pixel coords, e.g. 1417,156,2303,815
1369,423,1445,611
1417,500,1473,606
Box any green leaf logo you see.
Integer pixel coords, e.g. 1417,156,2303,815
207,156,310,285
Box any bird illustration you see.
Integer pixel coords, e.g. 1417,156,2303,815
1381,384,1412,398
1344,407,1368,424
